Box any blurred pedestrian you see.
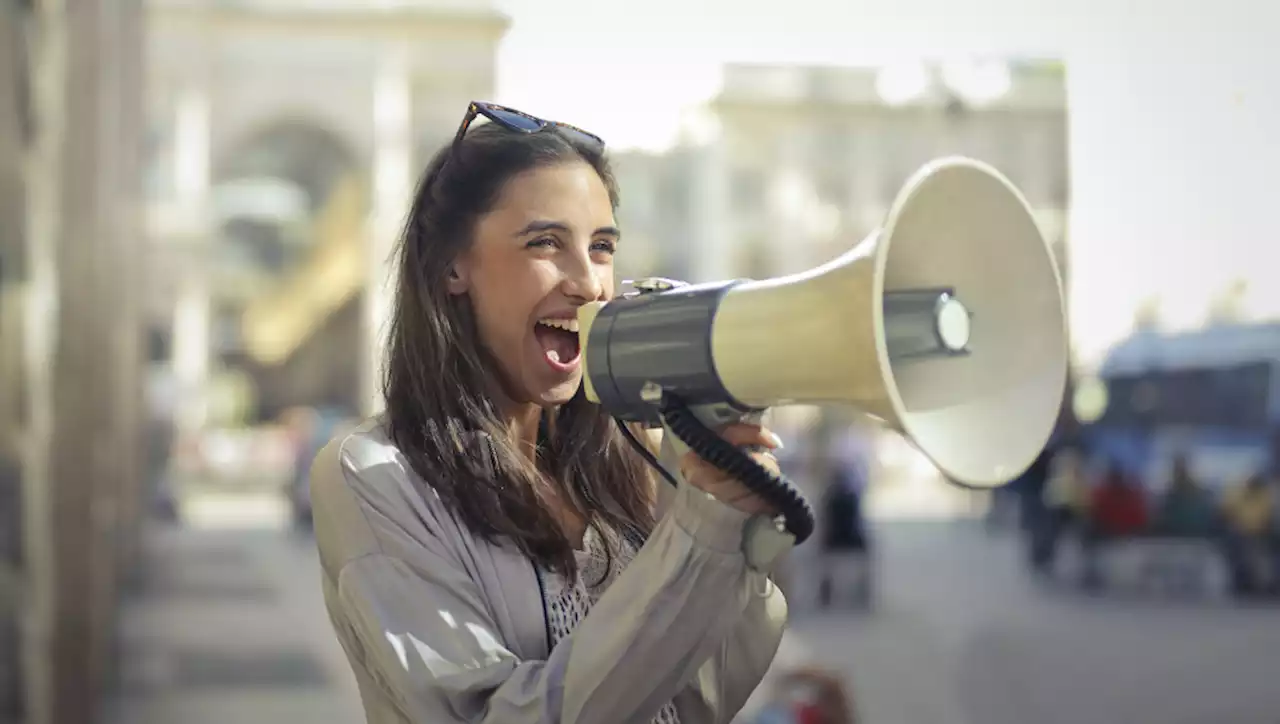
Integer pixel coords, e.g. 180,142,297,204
817,426,874,609
1220,469,1276,594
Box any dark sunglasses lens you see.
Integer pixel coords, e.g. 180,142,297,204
488,108,543,131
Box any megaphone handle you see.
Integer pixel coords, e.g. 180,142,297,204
657,404,765,462
657,397,815,545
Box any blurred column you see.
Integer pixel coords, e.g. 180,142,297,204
850,121,886,238
0,3,30,720
765,117,821,276
104,0,146,606
766,168,817,276
170,83,212,435
364,46,412,416
50,0,115,717
18,0,145,721
684,115,733,283
80,0,146,703
20,0,68,719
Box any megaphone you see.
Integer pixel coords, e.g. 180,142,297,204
578,157,1068,545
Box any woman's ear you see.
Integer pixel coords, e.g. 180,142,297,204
446,262,469,295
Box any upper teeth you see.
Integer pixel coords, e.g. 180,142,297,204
539,318,579,332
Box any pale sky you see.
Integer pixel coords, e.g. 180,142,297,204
492,0,1280,365
492,0,1071,151
491,0,1180,151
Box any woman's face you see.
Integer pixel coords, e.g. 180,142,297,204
449,161,618,409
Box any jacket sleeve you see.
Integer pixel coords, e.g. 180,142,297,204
312,434,784,724
710,573,788,720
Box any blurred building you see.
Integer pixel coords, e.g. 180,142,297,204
144,0,509,426
618,61,1069,286
610,147,702,282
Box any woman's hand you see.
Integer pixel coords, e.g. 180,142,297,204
679,423,784,516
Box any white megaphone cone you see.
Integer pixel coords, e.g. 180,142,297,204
708,157,1068,486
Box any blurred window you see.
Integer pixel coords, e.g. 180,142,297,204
1100,362,1272,430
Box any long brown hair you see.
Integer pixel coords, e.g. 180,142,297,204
382,123,655,577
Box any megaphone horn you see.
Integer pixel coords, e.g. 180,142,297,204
579,157,1068,540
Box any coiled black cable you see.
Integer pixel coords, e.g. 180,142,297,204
657,394,815,544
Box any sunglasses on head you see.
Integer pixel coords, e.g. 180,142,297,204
452,101,605,151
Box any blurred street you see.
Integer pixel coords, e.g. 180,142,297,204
101,489,1280,724
758,524,1280,724
101,491,362,724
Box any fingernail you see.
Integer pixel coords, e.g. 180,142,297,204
764,432,785,450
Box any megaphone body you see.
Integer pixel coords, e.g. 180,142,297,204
578,157,1068,545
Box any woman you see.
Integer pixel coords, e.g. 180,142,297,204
310,102,790,724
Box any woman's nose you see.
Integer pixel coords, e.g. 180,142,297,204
561,260,605,302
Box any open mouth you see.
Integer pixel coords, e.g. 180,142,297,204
534,317,582,369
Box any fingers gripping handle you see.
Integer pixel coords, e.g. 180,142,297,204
656,404,765,468
657,398,815,545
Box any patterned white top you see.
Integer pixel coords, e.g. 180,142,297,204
542,523,681,724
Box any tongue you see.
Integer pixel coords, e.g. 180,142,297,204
534,325,578,365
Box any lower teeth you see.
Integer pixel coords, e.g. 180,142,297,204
547,350,561,363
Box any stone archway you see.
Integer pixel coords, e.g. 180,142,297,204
213,119,360,276
210,119,368,423
218,120,357,209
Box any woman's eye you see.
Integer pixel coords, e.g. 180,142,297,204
591,239,618,255
527,237,558,249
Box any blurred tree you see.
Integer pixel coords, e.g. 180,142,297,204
1133,295,1162,331
1208,279,1250,325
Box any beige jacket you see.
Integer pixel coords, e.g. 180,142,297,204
310,420,789,724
